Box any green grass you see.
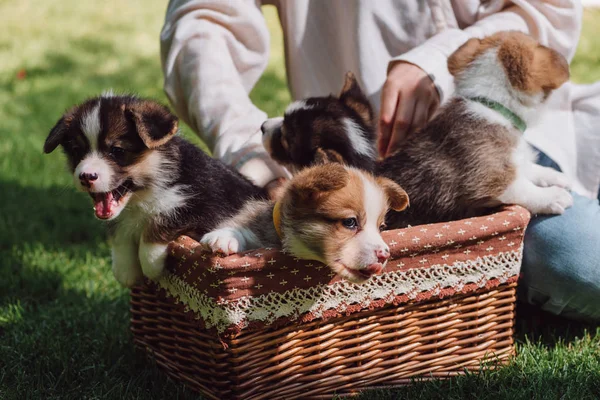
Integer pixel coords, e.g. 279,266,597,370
0,2,599,399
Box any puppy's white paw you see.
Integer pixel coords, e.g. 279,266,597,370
138,241,168,279
200,228,245,256
537,187,573,215
112,243,143,288
536,170,572,190
113,263,143,288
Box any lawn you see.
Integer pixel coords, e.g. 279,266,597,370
1,1,599,399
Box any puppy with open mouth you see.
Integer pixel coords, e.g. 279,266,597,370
261,31,572,227
200,163,409,283
44,94,266,287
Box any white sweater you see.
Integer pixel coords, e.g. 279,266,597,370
161,0,600,198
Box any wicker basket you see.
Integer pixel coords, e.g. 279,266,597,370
130,206,530,399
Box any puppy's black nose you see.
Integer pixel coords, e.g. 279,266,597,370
79,172,98,184
260,121,267,135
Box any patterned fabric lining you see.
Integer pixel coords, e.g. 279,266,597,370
156,206,530,338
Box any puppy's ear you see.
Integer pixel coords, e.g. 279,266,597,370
377,177,409,211
292,163,349,196
126,101,178,149
339,71,374,125
448,38,482,76
495,32,569,95
44,114,73,154
497,39,532,92
532,46,570,94
315,147,345,165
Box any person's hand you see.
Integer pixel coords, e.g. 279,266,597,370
265,177,287,201
378,61,440,157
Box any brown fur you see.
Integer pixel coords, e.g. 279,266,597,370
339,72,375,126
376,176,410,212
378,98,518,227
314,147,345,165
448,38,491,77
204,164,406,282
448,31,570,97
272,32,569,228
125,101,179,148
281,165,406,267
289,163,349,196
299,170,367,263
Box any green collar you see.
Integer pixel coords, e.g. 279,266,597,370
467,96,527,133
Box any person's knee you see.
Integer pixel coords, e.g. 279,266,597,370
521,193,600,320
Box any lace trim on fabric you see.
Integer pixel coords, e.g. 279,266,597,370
157,250,522,334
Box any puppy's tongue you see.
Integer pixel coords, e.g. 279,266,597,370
93,192,115,219
345,263,384,281
366,263,384,275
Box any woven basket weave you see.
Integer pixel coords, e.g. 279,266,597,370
130,206,530,399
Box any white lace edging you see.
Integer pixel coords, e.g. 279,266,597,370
156,250,522,334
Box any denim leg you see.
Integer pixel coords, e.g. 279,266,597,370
520,148,600,321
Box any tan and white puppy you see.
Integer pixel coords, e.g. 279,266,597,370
445,31,572,213
200,163,409,283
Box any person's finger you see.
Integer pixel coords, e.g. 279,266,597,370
386,92,415,156
378,82,400,157
427,94,440,120
408,99,430,137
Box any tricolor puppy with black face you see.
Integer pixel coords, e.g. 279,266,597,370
200,163,409,283
44,94,266,287
261,72,378,173
262,31,573,227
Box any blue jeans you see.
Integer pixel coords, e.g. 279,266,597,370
521,150,600,321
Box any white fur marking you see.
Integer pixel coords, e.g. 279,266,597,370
133,184,188,217
456,49,540,128
343,118,376,158
81,102,101,151
495,136,573,214
261,117,284,154
123,150,186,216
497,175,573,215
285,100,314,115
73,152,113,192
200,227,259,255
465,101,512,129
139,239,168,279
526,164,572,189
338,171,389,270
111,240,142,287
512,138,537,169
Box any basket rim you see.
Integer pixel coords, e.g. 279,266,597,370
141,206,530,338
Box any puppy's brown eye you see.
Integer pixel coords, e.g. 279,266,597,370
342,218,358,230
281,136,290,151
110,146,126,160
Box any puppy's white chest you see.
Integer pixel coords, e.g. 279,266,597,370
511,137,537,172
113,208,147,244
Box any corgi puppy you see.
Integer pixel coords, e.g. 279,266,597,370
261,71,378,173
261,31,572,227
44,94,266,287
200,163,409,283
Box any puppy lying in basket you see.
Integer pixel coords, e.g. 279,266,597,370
44,95,267,287
261,31,572,228
200,163,409,283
